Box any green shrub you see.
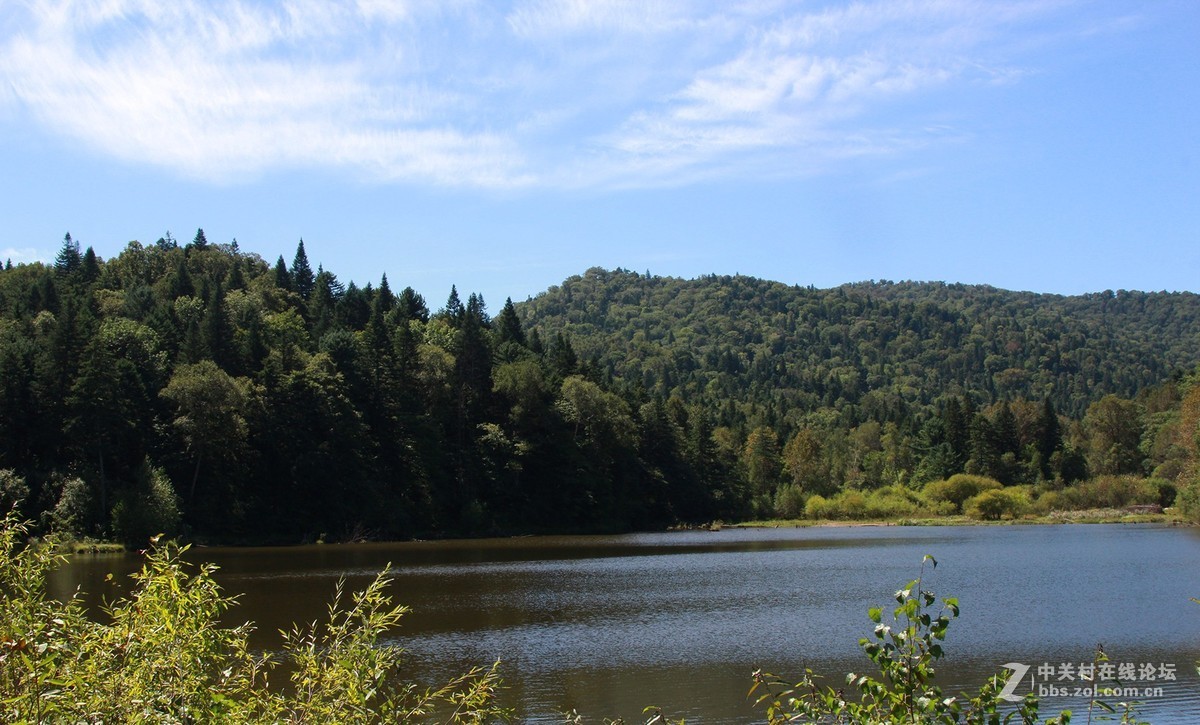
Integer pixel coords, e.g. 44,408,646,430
0,513,509,723
772,483,806,519
1178,478,1200,521
110,463,182,547
750,492,775,520
862,485,920,519
922,474,1003,514
965,488,1027,521
1060,475,1158,509
49,476,95,538
1149,477,1177,508
833,490,867,520
750,556,1069,724
0,469,29,511
925,499,958,517
1032,489,1066,515
804,494,830,519
802,488,930,521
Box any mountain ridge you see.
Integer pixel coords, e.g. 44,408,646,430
517,267,1200,421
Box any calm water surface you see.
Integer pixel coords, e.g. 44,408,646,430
51,524,1200,723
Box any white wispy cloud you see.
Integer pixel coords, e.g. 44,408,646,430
1,0,526,185
0,0,1101,188
1,247,47,265
580,0,1069,187
506,0,692,38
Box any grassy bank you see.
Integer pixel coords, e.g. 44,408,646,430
734,508,1186,528
53,539,127,554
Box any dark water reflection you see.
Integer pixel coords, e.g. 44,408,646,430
50,524,1200,723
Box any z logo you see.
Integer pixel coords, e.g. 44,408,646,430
998,662,1031,703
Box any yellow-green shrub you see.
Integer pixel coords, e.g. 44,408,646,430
922,474,1003,514
0,514,509,723
804,494,830,520
834,491,868,520
1032,490,1066,515
863,485,921,519
965,488,1027,521
1059,475,1159,510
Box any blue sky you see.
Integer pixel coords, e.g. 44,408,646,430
1,0,1197,310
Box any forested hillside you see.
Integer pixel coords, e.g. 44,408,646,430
2,234,744,543
519,268,1200,421
2,240,1199,545
519,268,1200,517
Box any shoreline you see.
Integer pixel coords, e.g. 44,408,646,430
728,509,1187,529
53,510,1189,555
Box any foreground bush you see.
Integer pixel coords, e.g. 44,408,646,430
748,556,1071,725
0,514,509,723
624,556,1158,725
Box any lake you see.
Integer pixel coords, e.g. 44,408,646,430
49,523,1200,723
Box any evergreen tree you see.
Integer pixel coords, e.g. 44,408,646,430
742,426,782,504
202,280,234,370
166,257,194,300
317,265,344,298
1035,397,1062,479
365,281,393,359
54,233,82,275
0,326,40,471
443,285,465,327
309,265,342,337
191,228,209,251
993,402,1020,459
292,239,315,300
495,297,526,347
65,338,126,516
967,414,998,480
237,314,268,375
449,293,494,512
80,247,100,285
376,274,395,316
338,282,371,330
397,287,429,323
528,328,545,356
226,259,246,291
943,396,971,474
914,416,954,483
548,332,578,378
273,256,292,291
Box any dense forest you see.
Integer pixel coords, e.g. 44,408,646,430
2,236,1199,545
522,268,1200,419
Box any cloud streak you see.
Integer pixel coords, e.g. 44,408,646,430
0,0,1099,188
1,247,47,265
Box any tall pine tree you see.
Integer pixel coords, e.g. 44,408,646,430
54,233,82,275
292,239,314,300
191,228,209,251
273,256,292,291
